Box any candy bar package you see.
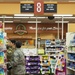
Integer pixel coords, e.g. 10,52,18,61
26,65,40,69
26,69,40,74
26,62,40,65
26,56,40,61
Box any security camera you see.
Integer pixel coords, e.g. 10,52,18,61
48,16,54,20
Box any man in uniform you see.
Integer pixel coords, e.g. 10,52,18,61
7,39,16,75
10,41,25,75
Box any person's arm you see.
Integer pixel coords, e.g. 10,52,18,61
10,52,19,67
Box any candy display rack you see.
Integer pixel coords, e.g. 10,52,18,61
25,56,40,75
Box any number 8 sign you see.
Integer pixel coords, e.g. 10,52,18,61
34,0,44,15
37,2,41,12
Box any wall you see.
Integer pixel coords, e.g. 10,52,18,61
58,2,75,14
0,2,75,15
0,3,20,14
68,23,75,32
39,33,55,39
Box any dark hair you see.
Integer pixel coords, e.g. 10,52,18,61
16,41,22,48
10,39,16,45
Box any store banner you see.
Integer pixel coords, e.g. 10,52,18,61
34,0,44,15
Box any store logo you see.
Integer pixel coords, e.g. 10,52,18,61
14,24,27,35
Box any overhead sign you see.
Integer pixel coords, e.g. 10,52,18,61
20,4,34,12
34,0,44,15
20,3,57,14
44,4,57,13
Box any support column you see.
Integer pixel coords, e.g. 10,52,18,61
62,16,64,39
36,16,38,54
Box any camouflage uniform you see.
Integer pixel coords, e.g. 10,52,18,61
7,47,15,62
7,47,16,75
11,48,25,75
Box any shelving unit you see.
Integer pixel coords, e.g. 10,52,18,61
66,32,75,75
23,39,66,75
45,39,65,56
45,39,66,75
25,56,40,74
0,32,7,75
40,55,51,74
67,46,75,75
67,59,75,62
67,67,75,71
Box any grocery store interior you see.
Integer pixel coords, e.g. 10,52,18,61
0,0,75,75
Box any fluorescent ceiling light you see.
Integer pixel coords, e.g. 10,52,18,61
14,17,29,18
0,21,13,23
14,14,34,17
4,21,13,23
53,14,73,17
0,16,13,18
55,21,69,23
64,17,75,19
55,17,62,18
55,16,75,19
28,21,41,23
30,17,46,19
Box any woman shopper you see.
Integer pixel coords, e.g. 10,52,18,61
10,41,25,75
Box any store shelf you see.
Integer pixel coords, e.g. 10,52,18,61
45,39,66,74
50,55,57,57
69,45,75,47
38,55,57,57
67,67,75,71
46,45,65,48
67,51,75,53
67,59,75,62
45,45,55,47
51,67,55,69
41,64,50,66
46,50,62,53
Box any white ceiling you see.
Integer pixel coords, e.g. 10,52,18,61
0,0,75,2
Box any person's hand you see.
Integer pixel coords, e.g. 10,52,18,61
3,64,7,69
0,64,6,69
8,66,12,70
6,62,12,70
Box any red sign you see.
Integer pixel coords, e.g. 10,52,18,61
0,23,3,28
34,0,44,15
